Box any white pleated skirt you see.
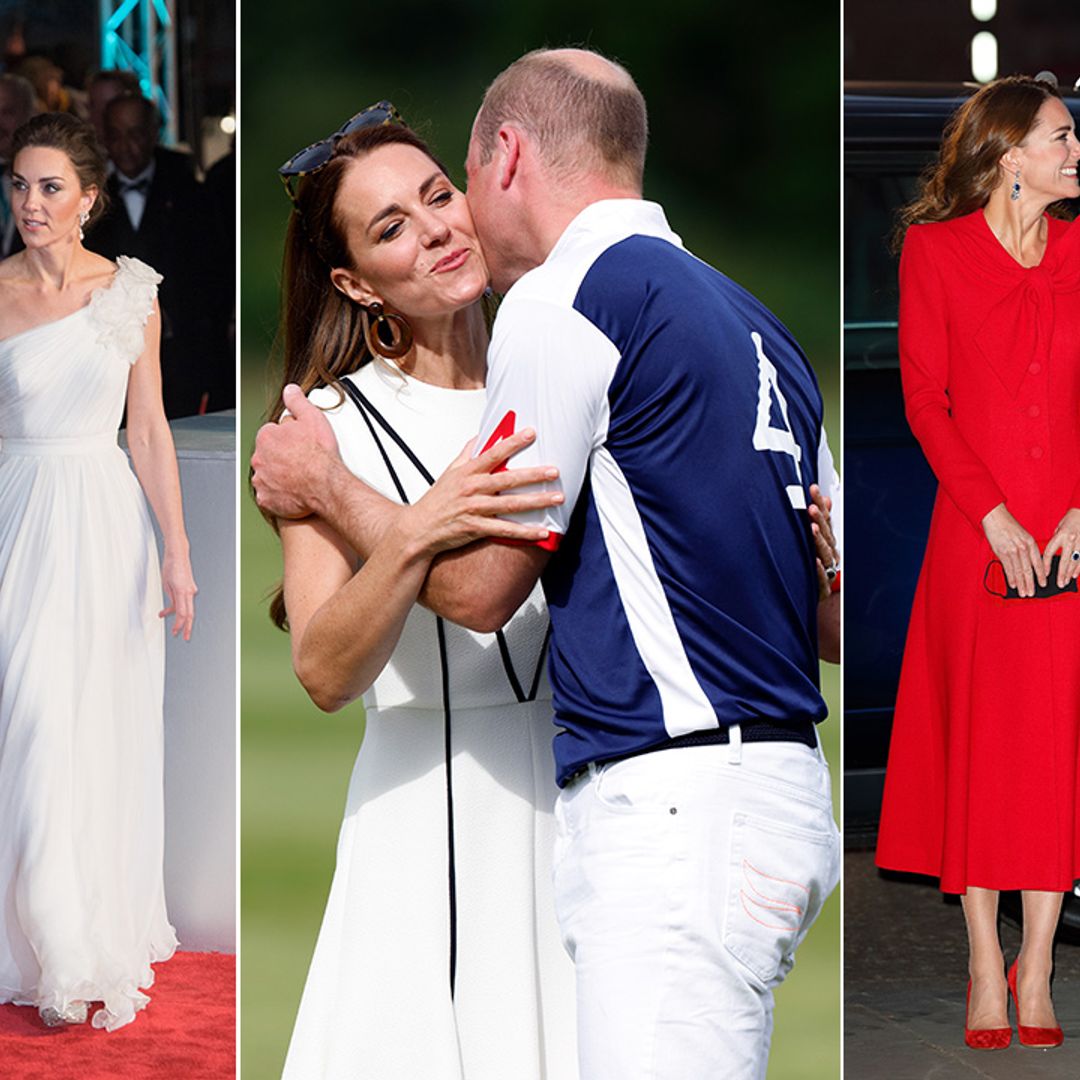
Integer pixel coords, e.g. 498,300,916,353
282,698,579,1080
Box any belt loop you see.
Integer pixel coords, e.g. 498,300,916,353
814,725,827,764
728,723,742,765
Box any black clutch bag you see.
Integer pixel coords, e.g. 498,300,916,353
984,554,1079,600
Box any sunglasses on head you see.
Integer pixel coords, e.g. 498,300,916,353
278,100,403,206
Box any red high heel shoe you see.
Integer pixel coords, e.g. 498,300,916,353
1007,959,1064,1048
965,980,1012,1049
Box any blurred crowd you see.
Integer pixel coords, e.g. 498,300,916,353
1,39,234,419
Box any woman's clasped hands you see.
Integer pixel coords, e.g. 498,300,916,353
982,503,1080,596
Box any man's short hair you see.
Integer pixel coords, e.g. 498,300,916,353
0,73,37,120
87,68,141,96
474,48,648,190
105,90,160,133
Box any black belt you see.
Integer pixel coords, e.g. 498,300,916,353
566,719,819,786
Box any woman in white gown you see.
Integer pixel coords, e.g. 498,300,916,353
260,106,578,1078
0,114,196,1030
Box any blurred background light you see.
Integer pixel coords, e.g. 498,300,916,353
971,30,998,83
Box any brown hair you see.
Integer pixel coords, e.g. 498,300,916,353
893,76,1064,249
12,111,109,226
473,48,648,190
262,122,452,630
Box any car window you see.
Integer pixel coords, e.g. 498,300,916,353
845,171,920,370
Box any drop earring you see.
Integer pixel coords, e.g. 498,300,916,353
1010,169,1021,202
78,209,89,240
363,302,413,360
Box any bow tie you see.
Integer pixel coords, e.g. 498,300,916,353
118,177,151,195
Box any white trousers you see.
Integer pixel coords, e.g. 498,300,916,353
552,734,840,1080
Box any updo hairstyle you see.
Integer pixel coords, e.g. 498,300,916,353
12,111,109,226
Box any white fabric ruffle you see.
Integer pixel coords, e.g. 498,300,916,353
88,256,162,365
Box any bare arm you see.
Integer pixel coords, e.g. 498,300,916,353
124,300,197,640
252,385,557,631
817,593,839,664
282,433,564,708
283,516,430,712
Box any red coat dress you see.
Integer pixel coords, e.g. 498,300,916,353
876,210,1080,894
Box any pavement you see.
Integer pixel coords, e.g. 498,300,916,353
844,850,1080,1078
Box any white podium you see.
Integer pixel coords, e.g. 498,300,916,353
128,411,236,952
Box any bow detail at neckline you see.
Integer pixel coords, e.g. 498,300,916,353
967,213,1080,398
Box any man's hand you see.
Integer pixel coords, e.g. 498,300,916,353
252,384,341,519
808,483,839,602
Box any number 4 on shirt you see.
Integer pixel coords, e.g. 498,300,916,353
751,331,807,510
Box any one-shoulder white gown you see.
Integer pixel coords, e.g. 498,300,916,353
0,257,178,1031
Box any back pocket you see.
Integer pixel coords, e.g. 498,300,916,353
723,810,838,985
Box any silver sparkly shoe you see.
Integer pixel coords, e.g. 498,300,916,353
39,1001,89,1026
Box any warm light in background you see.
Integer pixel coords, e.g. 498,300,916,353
971,31,998,83
971,0,996,22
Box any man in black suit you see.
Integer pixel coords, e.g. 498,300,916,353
87,93,221,418
0,72,35,258
86,68,140,147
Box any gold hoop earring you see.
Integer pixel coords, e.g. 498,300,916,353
364,302,412,359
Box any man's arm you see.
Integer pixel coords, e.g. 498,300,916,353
817,592,840,664
811,431,842,665
419,541,552,632
251,385,556,630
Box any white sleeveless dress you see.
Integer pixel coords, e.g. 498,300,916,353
281,361,578,1080
0,257,177,1031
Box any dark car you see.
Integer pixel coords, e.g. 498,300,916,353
843,80,1080,925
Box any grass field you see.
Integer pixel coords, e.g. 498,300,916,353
240,370,842,1080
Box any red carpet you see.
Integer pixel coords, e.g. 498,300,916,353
0,951,234,1080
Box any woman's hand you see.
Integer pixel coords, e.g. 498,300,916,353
981,503,1046,598
1042,507,1080,588
394,429,563,559
160,546,197,641
808,483,839,602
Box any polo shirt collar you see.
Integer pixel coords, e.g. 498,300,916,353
546,198,680,265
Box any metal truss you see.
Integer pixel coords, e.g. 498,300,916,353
99,0,177,141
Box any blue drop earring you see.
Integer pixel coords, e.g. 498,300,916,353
1010,169,1021,201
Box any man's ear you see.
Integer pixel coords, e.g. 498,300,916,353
497,125,522,191
329,266,378,307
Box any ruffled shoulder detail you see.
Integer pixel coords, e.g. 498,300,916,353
87,256,164,365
